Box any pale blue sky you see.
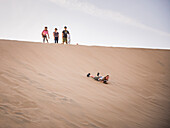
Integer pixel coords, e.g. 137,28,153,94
0,0,170,49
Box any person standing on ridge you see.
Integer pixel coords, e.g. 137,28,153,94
42,27,50,43
62,26,70,44
53,28,59,43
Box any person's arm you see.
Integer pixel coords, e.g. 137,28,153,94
58,33,59,40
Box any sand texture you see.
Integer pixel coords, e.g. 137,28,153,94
0,40,170,128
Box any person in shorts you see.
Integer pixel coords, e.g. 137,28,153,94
42,27,50,43
87,73,109,84
53,28,59,43
62,26,70,44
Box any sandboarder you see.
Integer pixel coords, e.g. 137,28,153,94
87,73,109,84
42,27,50,43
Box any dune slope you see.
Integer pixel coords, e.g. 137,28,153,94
0,40,170,128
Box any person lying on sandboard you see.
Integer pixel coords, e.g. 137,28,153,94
87,72,109,84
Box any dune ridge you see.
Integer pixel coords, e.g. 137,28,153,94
0,39,170,128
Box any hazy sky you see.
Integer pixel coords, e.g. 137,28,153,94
0,0,170,49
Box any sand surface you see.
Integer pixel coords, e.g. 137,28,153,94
0,40,170,128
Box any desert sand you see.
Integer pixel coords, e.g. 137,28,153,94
0,39,170,128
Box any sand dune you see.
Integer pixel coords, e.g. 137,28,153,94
0,39,170,128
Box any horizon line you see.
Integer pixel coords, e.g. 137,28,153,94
0,38,170,50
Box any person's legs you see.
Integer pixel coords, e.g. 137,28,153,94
63,37,67,44
87,73,99,80
43,36,46,43
46,37,48,43
66,38,67,44
56,37,58,43
93,76,100,81
54,37,57,43
54,38,56,43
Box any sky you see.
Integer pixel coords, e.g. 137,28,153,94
0,0,170,49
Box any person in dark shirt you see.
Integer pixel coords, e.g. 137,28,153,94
62,26,70,44
53,28,59,43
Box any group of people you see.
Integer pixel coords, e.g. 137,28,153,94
42,27,110,84
41,26,70,44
